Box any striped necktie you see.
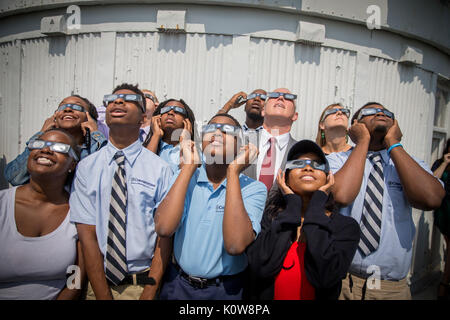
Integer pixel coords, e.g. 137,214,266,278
358,152,384,257
105,151,128,285
259,137,276,191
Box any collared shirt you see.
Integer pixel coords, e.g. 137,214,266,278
69,139,173,273
172,164,267,279
4,130,107,187
139,125,151,143
256,128,291,181
242,123,263,133
327,149,442,280
158,140,180,171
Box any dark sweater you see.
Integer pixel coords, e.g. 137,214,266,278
246,190,360,300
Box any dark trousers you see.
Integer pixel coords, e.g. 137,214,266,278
159,262,245,300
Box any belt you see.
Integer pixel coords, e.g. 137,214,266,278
173,261,231,289
107,269,156,287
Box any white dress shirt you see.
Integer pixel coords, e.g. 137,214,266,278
256,128,291,182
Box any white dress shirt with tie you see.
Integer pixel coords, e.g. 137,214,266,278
256,129,291,182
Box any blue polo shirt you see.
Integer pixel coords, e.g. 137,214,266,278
69,139,173,273
173,164,267,279
327,149,442,280
158,140,180,172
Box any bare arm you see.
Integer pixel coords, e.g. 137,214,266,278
217,91,247,114
223,144,258,255
139,236,172,300
331,121,371,206
154,138,199,237
385,120,445,210
76,223,113,300
145,115,163,153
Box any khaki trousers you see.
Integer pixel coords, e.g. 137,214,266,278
85,281,145,300
339,273,412,300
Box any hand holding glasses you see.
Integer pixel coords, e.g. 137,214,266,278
28,140,79,161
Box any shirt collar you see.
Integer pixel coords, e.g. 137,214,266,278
106,139,143,167
197,164,229,189
243,123,263,132
159,140,179,151
368,149,389,165
261,128,290,149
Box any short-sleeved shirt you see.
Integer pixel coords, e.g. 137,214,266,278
172,165,267,279
327,149,442,280
69,139,173,273
158,140,180,171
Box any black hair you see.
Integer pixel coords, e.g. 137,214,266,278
39,128,80,186
208,113,241,128
69,94,98,122
351,101,384,123
112,83,146,112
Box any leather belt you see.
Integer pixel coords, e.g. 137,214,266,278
107,269,156,287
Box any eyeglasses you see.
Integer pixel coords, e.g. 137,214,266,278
56,104,86,112
357,108,395,121
267,92,297,101
202,123,241,136
321,108,351,122
103,94,145,112
144,93,157,103
160,105,187,117
247,93,267,100
28,140,79,161
285,159,328,173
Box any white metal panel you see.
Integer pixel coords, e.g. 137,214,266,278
0,41,21,166
114,32,234,126
19,36,76,150
367,56,434,162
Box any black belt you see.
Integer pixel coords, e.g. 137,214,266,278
173,261,233,289
107,270,156,287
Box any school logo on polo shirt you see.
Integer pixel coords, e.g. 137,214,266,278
216,204,225,213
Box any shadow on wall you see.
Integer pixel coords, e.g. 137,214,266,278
0,155,9,190
295,42,321,65
158,33,186,53
49,36,68,56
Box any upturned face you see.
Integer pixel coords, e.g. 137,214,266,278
244,89,266,120
54,96,89,130
357,104,394,136
105,89,144,128
320,105,349,131
262,88,298,123
27,130,76,179
202,116,239,164
287,152,327,197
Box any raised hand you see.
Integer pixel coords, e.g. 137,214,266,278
348,119,371,145
229,143,258,173
40,115,58,132
276,169,294,195
318,171,335,195
179,135,201,170
81,112,98,136
383,119,403,148
151,115,164,139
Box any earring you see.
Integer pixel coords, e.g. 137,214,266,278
68,169,72,173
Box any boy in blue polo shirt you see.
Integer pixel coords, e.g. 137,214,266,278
155,113,267,300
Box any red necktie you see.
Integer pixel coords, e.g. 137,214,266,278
259,137,276,191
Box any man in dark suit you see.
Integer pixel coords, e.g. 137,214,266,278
243,88,298,194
